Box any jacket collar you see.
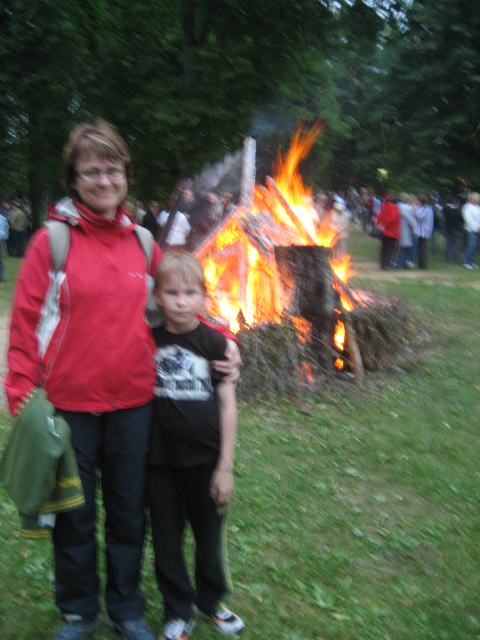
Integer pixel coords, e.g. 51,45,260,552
47,197,134,231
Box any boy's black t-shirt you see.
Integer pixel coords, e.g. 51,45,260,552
148,322,227,468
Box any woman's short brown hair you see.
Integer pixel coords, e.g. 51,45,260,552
63,119,133,198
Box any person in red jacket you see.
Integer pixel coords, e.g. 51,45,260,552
4,120,240,640
374,193,401,270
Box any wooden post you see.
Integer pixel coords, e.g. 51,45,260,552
344,314,365,382
240,137,256,213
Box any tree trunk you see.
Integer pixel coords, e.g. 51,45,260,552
28,170,42,233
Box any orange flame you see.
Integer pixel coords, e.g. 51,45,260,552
291,316,312,344
331,255,355,283
334,318,346,371
268,122,347,250
334,320,345,352
201,123,356,332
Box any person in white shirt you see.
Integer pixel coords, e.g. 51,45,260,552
159,209,191,251
462,192,480,268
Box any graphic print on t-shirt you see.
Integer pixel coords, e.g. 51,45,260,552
155,345,214,400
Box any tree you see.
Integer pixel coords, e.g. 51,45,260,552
0,0,91,228
1,0,336,214
373,0,480,192
78,0,333,198
5,0,477,218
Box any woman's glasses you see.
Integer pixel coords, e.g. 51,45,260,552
76,168,125,182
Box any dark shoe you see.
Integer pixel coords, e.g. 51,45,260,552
54,617,100,639
107,617,155,640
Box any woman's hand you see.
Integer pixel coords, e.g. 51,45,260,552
212,339,241,383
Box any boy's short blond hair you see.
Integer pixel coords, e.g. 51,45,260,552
156,252,206,293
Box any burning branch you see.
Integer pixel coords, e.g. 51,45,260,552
343,315,365,382
266,176,317,246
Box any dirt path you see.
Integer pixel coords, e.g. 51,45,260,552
351,259,480,289
0,315,8,409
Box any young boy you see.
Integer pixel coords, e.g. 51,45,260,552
147,253,244,640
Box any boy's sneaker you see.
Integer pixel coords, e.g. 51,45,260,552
463,263,474,269
54,616,101,640
162,618,195,640
106,617,155,640
195,605,245,635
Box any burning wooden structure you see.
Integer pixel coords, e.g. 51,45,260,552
194,127,409,398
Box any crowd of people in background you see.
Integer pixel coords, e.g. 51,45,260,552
0,196,32,281
1,184,480,276
313,187,480,271
127,181,235,254
0,197,31,259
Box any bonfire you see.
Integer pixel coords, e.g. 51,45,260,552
196,124,358,328
194,125,412,395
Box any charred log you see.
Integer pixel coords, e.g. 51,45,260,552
274,246,337,319
274,245,340,370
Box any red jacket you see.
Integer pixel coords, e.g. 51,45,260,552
375,201,401,240
5,199,164,415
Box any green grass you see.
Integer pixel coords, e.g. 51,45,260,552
0,256,20,315
1,230,480,639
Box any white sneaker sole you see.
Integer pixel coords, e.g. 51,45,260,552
193,606,245,636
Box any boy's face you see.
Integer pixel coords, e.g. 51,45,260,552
155,276,205,334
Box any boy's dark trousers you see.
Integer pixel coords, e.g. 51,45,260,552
147,463,230,622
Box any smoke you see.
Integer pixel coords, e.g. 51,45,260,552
190,105,303,200
193,150,243,197
248,106,304,183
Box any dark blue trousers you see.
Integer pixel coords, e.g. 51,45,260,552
147,463,230,623
53,402,153,622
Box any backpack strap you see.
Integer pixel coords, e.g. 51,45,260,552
134,225,163,326
45,219,161,325
133,224,154,271
45,221,154,274
45,220,70,273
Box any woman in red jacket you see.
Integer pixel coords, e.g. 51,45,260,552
5,120,239,640
374,193,401,270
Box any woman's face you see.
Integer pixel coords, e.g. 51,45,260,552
73,155,128,219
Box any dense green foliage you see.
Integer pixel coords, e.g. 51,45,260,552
371,0,480,192
1,1,480,227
